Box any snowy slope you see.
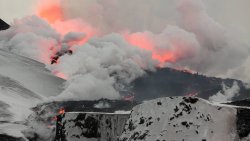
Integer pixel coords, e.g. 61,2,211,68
0,49,65,121
0,49,65,97
119,97,247,141
0,74,42,122
0,49,65,139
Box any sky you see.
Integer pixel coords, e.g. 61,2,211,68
0,0,37,23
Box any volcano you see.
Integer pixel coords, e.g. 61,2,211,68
128,67,250,102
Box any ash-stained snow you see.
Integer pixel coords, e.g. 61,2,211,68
119,97,240,141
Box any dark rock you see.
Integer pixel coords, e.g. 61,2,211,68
236,108,250,138
0,134,25,141
130,68,250,102
0,19,9,31
55,112,129,141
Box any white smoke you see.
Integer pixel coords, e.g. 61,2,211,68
94,101,111,109
0,16,60,64
1,0,250,101
209,81,240,103
56,0,250,83
176,0,250,82
49,34,157,100
124,25,201,63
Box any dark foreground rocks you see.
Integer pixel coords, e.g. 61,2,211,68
55,112,129,141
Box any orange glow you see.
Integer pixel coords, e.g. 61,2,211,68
186,92,198,97
36,0,63,23
58,108,65,115
35,0,97,44
53,70,68,80
124,33,177,65
35,0,97,71
53,19,97,47
173,67,195,74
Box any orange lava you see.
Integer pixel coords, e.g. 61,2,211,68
58,107,65,115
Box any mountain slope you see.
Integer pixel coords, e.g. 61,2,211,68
0,49,65,139
131,68,250,101
0,49,65,97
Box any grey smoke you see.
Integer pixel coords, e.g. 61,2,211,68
209,81,240,103
1,0,250,101
57,0,250,83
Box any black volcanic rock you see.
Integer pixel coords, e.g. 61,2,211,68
0,134,25,141
224,100,250,139
26,99,137,140
55,112,129,141
225,99,250,107
0,19,10,31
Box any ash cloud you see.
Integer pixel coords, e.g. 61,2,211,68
57,0,250,82
49,34,157,100
1,0,250,101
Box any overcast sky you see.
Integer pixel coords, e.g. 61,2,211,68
0,0,38,23
0,0,250,44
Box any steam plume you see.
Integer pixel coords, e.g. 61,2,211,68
0,0,250,101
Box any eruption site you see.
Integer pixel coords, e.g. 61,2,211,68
35,0,197,68
0,0,250,101
1,1,250,140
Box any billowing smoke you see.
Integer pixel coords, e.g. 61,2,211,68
49,34,157,100
42,0,250,82
0,0,250,101
176,0,250,82
209,81,240,103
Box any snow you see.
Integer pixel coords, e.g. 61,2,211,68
0,123,28,140
0,49,65,139
120,97,239,141
0,49,64,97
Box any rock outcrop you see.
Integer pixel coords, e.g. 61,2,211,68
0,19,9,31
54,97,250,141
55,112,130,141
119,97,250,141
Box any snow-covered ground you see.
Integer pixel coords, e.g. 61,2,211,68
120,97,242,141
0,49,64,98
0,49,65,138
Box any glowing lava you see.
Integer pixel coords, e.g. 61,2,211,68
58,107,65,115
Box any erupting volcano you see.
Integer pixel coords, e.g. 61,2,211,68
34,0,195,70
1,0,250,140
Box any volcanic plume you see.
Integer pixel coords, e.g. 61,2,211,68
0,0,250,101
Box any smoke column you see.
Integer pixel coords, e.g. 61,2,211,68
0,0,250,100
